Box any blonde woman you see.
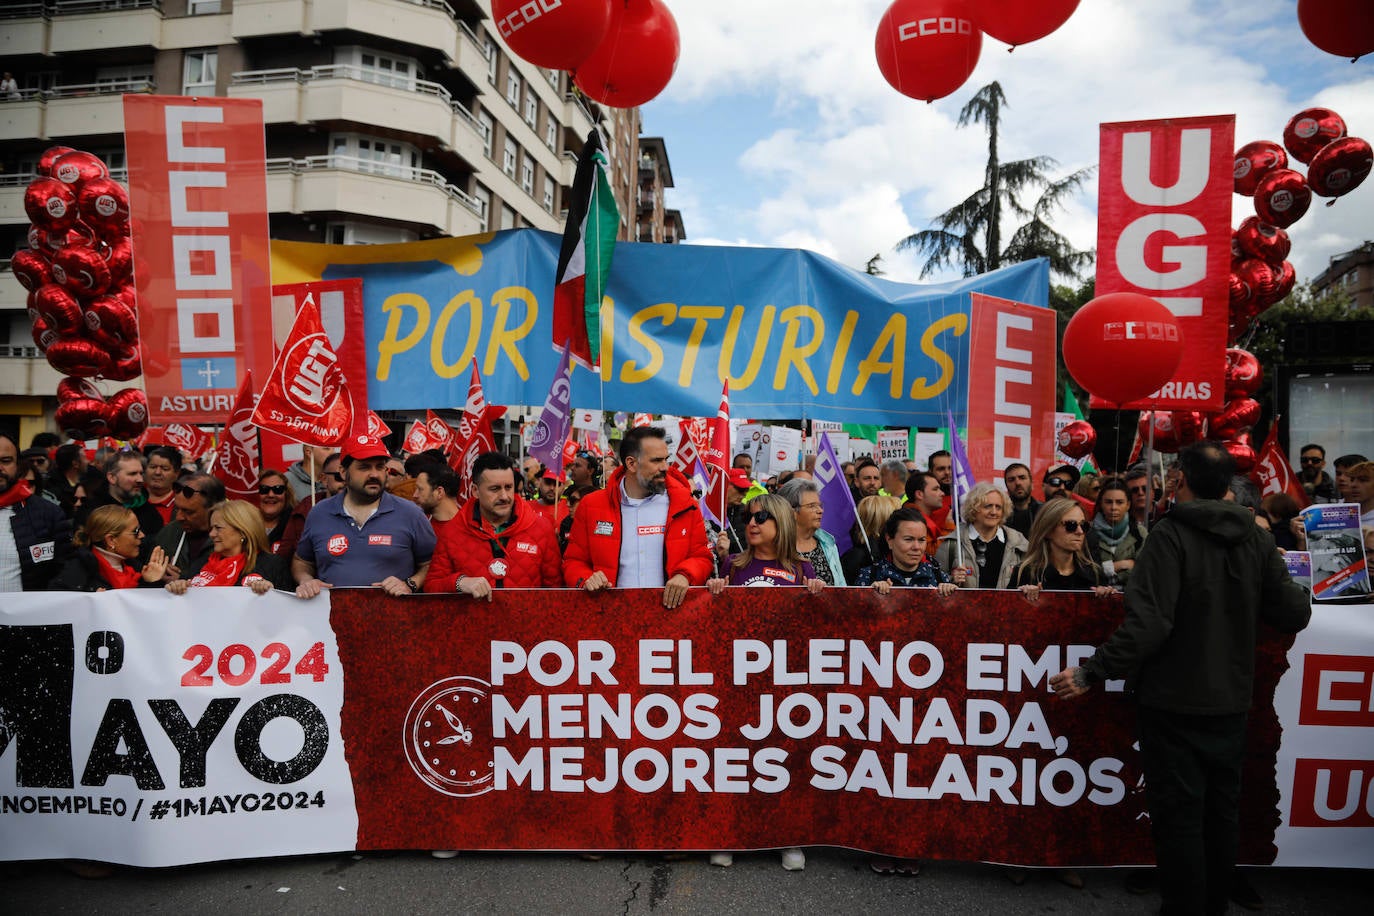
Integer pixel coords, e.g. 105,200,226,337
1007,497,1115,601
166,500,291,595
840,494,901,584
51,505,168,591
936,482,1029,590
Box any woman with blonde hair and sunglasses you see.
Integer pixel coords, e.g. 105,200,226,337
1008,496,1116,602
706,493,822,872
50,505,169,591
165,500,291,595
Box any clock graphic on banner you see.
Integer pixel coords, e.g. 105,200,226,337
403,676,495,797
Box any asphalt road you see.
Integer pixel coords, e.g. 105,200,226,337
4,850,1371,915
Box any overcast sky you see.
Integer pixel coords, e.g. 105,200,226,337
639,0,1373,286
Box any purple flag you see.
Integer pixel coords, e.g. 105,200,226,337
946,410,977,517
528,343,573,474
815,432,859,556
689,457,723,529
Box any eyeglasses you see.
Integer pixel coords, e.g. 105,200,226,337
799,502,822,512
1061,520,1083,533
125,527,141,537
327,471,343,482
1044,477,1068,488
1300,456,1323,464
1128,485,1148,495
176,485,205,499
749,509,774,526
259,484,287,495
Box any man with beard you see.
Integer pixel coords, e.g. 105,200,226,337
532,468,567,529
565,449,600,494
151,472,226,580
903,471,946,562
293,435,435,598
412,461,461,534
78,450,164,539
426,451,561,596
0,433,71,592
564,426,714,609
1003,462,1040,538
852,458,882,502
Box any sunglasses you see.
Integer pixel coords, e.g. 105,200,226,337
327,471,344,482
1300,456,1323,464
259,484,288,495
1044,477,1068,488
1129,485,1148,494
126,526,142,537
1061,520,1083,533
176,485,205,499
749,509,774,526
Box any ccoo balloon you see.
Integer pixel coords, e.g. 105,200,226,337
875,0,983,102
1062,292,1185,406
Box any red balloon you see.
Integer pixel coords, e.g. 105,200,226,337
1171,410,1206,447
11,249,53,291
1062,292,1185,406
573,0,680,108
1234,216,1290,263
57,375,104,403
56,397,111,440
105,388,150,440
103,237,135,284
53,245,113,297
24,177,79,231
1209,397,1261,440
28,284,84,335
1297,0,1374,60
46,338,114,378
1056,419,1096,459
1224,348,1263,400
1234,258,1279,306
77,176,130,230
493,0,612,71
1224,434,1257,474
875,0,983,102
44,222,97,254
29,315,59,354
1137,411,1182,453
1253,169,1311,228
1227,271,1253,317
105,345,144,382
36,145,75,177
1267,260,1296,307
969,0,1078,48
1306,136,1373,199
1283,107,1347,164
51,150,109,189
83,294,138,349
1233,141,1287,196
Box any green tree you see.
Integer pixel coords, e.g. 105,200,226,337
864,253,885,276
896,81,1094,281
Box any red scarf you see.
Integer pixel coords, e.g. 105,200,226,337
93,550,141,590
189,552,248,588
0,479,33,509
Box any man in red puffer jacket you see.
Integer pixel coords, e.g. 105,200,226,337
425,451,561,597
563,426,714,609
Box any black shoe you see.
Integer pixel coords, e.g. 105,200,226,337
1230,870,1264,911
1124,868,1156,895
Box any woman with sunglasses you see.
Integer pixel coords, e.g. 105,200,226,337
1008,497,1116,602
165,500,291,595
706,493,820,872
1086,478,1148,587
50,505,170,591
256,469,298,555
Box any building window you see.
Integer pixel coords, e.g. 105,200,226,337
182,50,218,95
546,116,558,150
336,47,418,89
506,72,521,108
543,186,554,213
189,0,222,13
478,110,494,159
331,133,420,179
473,185,491,232
524,95,538,127
485,40,498,85
521,157,534,195
95,64,154,89
324,221,417,245
500,206,517,231
503,138,517,178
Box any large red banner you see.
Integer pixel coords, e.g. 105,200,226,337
1096,116,1234,412
965,294,1058,486
123,95,274,424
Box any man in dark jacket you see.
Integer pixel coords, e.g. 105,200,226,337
77,449,164,539
1051,441,1310,915
151,472,225,580
1,434,72,592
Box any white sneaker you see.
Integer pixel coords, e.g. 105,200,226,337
781,847,805,871
430,850,459,859
709,852,733,867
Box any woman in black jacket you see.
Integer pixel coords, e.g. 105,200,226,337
50,505,169,591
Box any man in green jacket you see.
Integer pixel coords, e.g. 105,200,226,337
1051,441,1310,915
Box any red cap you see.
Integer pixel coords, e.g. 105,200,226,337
727,468,752,490
341,434,388,463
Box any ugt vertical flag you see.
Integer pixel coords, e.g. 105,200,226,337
553,129,618,368
217,371,260,499
529,343,574,476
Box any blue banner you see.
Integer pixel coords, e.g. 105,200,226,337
270,231,1049,425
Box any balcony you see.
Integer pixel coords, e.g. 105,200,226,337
0,79,155,142
233,0,462,65
0,5,50,57
0,348,66,399
264,154,483,237
0,167,128,226
230,66,486,169
50,0,164,54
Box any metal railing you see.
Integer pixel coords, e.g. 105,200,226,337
44,77,155,98
264,154,483,216
0,3,47,20
53,0,162,14
0,346,42,360
0,166,128,187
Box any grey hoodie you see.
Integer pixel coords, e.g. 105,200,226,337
1082,499,1309,714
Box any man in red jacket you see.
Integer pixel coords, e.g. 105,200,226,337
563,426,714,609
425,451,561,598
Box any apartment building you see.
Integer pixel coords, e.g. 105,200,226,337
636,135,684,245
0,0,652,442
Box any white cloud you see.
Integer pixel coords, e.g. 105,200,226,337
650,0,1374,286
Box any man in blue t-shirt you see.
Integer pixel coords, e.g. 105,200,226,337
293,434,435,598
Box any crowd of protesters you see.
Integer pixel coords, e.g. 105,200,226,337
2,424,1370,901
